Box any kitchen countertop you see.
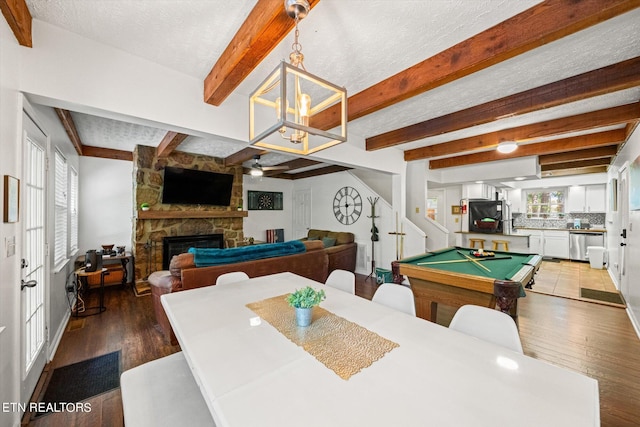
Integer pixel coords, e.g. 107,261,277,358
515,227,607,233
455,231,531,236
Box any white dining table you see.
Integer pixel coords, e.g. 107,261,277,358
161,272,599,427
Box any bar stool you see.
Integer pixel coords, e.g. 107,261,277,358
469,238,485,249
492,240,510,251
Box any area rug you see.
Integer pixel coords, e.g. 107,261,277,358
34,351,121,417
580,288,626,306
134,280,151,297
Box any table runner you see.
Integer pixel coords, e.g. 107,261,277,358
246,294,399,380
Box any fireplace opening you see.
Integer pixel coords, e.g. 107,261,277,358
162,233,224,269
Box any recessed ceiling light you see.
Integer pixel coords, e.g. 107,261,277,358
514,177,525,181
496,141,517,153
475,180,484,184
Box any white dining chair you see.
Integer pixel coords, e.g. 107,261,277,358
372,283,416,316
449,304,523,353
215,271,249,286
325,269,356,294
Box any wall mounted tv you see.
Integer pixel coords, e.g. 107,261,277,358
162,166,234,206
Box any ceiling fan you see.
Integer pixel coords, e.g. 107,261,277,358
250,155,290,176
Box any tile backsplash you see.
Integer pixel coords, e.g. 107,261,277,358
513,212,606,229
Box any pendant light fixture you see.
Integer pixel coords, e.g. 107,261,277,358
249,0,347,155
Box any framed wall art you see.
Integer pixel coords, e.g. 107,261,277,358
3,175,19,223
247,191,283,210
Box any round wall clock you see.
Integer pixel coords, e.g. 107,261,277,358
333,186,362,225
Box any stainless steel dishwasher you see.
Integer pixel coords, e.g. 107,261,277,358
569,231,604,261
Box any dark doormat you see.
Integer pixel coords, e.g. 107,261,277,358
34,350,121,418
580,288,626,306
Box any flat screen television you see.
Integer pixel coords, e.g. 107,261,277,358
162,166,234,206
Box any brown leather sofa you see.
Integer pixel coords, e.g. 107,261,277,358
302,229,357,273
150,240,328,343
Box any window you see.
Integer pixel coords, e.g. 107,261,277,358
54,150,68,268
526,189,565,218
69,167,79,255
426,197,438,221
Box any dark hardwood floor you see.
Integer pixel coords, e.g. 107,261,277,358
25,272,640,426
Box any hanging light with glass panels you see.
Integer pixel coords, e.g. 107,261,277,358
249,0,347,155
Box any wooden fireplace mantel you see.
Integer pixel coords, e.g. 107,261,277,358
137,210,248,219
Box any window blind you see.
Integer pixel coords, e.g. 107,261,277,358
69,167,79,254
54,151,68,267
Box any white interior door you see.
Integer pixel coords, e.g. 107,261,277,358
293,189,312,239
21,112,48,402
619,166,629,297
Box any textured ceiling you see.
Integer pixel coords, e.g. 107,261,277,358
23,0,640,177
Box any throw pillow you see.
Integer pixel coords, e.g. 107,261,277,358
322,237,336,248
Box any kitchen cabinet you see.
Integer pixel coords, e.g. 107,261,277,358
463,183,496,200
527,230,543,255
585,185,606,212
567,184,605,213
543,230,570,259
507,189,523,213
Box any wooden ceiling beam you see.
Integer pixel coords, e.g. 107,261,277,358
204,0,321,106
156,131,188,158
539,145,619,165
224,147,269,166
0,0,32,47
406,102,639,161
262,158,322,177
54,108,83,156
82,145,133,161
541,165,609,177
311,0,640,132
288,165,351,180
541,157,612,171
367,56,640,150
428,129,626,169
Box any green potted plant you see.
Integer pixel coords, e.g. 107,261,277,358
286,286,326,327
140,202,150,211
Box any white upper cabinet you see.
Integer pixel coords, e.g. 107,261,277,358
585,184,606,212
463,183,496,200
506,189,523,213
567,184,605,213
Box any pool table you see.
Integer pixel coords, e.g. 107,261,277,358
398,247,542,322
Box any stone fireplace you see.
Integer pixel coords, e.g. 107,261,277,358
133,145,245,280
162,233,224,269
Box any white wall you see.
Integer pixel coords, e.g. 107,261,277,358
0,18,24,427
242,176,294,243
293,171,421,275
79,157,133,253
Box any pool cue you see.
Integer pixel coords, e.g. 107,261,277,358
457,250,491,273
417,256,512,266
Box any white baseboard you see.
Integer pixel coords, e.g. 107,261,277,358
48,310,71,362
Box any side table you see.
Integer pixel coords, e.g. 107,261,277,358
75,268,107,317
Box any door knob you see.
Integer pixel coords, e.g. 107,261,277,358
21,279,37,291
620,243,627,247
